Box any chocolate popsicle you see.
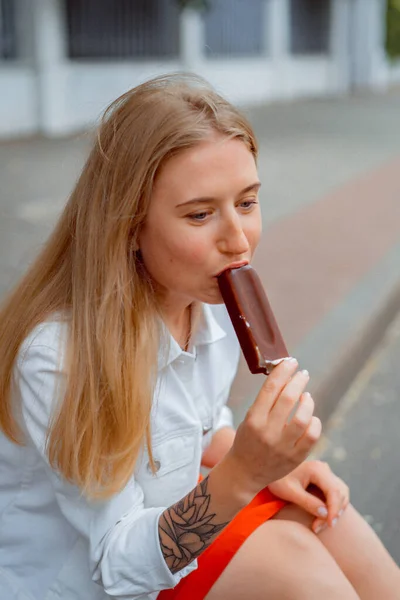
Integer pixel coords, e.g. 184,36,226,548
218,265,289,375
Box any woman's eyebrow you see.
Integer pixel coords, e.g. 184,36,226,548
175,181,261,208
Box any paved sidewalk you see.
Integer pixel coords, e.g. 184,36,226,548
315,310,400,563
1,88,400,427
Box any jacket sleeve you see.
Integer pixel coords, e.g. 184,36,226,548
16,339,197,599
213,404,234,433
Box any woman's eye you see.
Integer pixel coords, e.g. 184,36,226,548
240,199,258,209
188,212,209,222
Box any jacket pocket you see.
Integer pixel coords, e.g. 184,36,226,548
136,427,201,507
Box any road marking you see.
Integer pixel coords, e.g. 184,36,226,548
314,310,400,456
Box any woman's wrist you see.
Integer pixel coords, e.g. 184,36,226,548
211,452,257,511
159,452,252,575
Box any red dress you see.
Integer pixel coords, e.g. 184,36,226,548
158,479,286,600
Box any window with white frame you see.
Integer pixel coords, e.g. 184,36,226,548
204,0,266,58
66,0,180,60
0,0,16,59
290,0,331,55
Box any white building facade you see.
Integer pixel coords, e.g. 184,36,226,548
0,0,398,139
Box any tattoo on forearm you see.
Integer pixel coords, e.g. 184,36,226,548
159,477,229,573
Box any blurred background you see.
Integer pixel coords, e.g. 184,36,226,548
1,0,400,560
0,0,399,137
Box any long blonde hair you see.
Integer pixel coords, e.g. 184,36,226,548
0,73,258,498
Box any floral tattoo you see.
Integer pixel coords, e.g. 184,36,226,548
159,477,229,573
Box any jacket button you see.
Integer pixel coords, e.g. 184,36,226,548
202,425,212,435
147,460,161,473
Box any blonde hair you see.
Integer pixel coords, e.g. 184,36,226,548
0,73,258,498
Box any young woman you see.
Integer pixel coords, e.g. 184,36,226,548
0,74,398,600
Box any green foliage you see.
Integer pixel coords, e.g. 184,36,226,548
386,0,400,59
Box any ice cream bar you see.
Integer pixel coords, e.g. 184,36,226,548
218,265,289,375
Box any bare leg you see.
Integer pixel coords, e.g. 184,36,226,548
273,502,400,600
205,518,359,600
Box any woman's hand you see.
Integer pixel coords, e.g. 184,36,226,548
268,460,350,533
224,358,322,499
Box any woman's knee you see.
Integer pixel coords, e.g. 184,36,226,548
270,521,359,597
205,520,359,600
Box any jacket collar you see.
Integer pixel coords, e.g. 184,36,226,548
158,303,227,370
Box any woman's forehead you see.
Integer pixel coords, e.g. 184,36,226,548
154,137,257,192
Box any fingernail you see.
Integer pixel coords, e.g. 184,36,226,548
284,357,298,364
338,509,344,517
317,506,328,518
331,518,338,527
301,369,309,377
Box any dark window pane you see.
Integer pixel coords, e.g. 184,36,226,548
290,0,331,55
66,0,180,59
0,0,17,59
204,0,266,58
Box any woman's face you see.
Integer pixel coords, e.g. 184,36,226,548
138,134,262,309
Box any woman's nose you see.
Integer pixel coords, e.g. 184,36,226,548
217,214,250,256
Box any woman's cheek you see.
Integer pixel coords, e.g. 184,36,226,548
185,240,211,265
247,223,262,252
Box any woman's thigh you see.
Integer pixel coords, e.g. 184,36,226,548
273,502,400,599
205,518,359,600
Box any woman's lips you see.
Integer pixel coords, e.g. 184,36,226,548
215,261,249,277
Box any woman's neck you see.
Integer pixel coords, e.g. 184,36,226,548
162,302,193,351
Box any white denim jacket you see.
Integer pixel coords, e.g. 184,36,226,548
0,304,240,600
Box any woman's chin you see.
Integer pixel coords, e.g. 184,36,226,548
198,288,224,305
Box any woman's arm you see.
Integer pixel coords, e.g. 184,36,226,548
159,452,251,573
158,425,239,573
160,359,321,576
201,426,236,468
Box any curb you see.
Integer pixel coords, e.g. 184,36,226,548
312,281,400,424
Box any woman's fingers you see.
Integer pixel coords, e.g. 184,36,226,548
294,416,322,456
234,359,322,490
268,371,311,436
248,358,299,421
282,392,314,444
326,475,350,523
313,492,350,533
304,461,350,531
